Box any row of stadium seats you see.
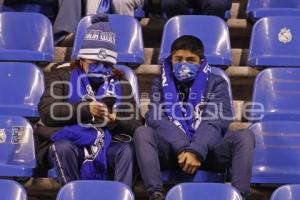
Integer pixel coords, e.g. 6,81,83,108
2,178,300,200
2,6,300,198
1,9,300,187
247,0,300,20
1,12,300,68
2,65,300,186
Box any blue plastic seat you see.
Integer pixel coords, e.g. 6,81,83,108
248,16,300,68
247,0,300,20
56,180,134,200
211,67,234,115
0,62,45,117
115,65,140,105
0,116,36,177
250,68,300,122
270,185,300,200
162,171,225,184
159,15,232,66
250,121,300,184
162,8,231,20
0,5,15,12
0,179,27,200
0,12,54,62
72,15,144,65
166,183,243,200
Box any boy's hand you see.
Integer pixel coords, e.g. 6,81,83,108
178,152,201,174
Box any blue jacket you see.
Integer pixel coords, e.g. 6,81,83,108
145,74,233,162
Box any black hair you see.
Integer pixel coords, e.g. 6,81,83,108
171,35,204,59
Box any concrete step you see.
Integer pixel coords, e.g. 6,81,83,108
231,2,247,19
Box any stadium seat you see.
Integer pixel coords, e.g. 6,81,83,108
0,12,54,62
211,67,234,115
0,116,36,177
247,0,300,20
250,121,300,184
0,5,15,12
162,171,225,184
166,183,243,200
162,8,231,20
56,180,134,200
159,15,232,66
0,179,27,200
250,68,300,122
248,16,300,68
0,62,45,117
115,65,140,105
71,15,144,66
270,184,300,200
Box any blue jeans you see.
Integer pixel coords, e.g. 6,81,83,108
161,0,232,18
48,140,135,188
134,126,255,197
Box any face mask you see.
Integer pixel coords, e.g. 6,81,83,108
173,62,200,82
87,63,112,85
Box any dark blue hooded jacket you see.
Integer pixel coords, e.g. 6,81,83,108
145,73,233,162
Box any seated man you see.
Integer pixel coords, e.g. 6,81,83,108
34,15,141,187
134,35,255,200
3,0,83,45
161,0,232,19
86,0,144,17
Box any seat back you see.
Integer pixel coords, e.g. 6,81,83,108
0,12,54,62
250,122,300,184
162,170,225,184
0,116,35,176
56,180,134,200
248,17,300,67
166,183,243,200
250,68,300,121
247,0,300,20
159,15,231,66
115,65,139,105
72,15,144,65
271,184,300,200
0,179,27,200
0,62,45,117
211,67,234,115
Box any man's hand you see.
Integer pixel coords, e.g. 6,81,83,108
177,151,201,174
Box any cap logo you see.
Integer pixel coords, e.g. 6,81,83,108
98,49,108,59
